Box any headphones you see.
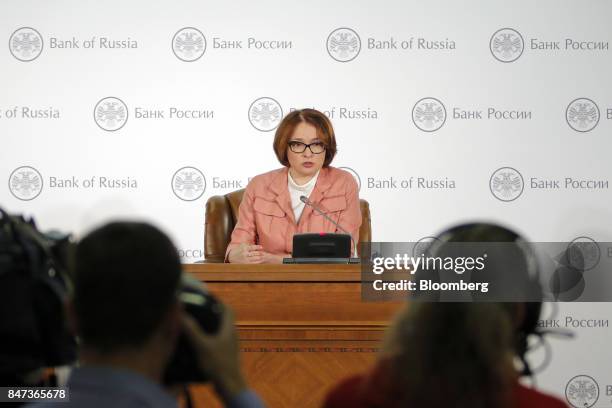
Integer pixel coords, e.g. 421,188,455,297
425,222,543,377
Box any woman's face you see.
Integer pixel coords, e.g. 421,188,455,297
286,121,326,181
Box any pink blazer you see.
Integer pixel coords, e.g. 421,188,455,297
226,166,362,259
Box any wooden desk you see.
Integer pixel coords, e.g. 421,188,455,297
183,263,403,408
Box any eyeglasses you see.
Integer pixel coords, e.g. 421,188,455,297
288,141,326,154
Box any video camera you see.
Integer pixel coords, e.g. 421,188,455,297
0,208,77,385
164,274,223,385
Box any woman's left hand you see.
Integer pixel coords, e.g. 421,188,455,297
259,252,288,264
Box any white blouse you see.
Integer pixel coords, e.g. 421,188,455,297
288,170,319,222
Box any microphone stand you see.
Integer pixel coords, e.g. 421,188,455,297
300,195,358,258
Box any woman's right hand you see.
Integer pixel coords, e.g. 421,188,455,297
228,243,265,263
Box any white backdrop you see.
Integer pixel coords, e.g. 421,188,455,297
2,0,611,405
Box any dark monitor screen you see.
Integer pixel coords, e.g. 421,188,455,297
292,233,351,258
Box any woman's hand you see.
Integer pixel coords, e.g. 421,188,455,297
260,252,289,264
228,243,264,263
228,243,288,264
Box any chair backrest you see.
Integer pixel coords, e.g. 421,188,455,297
204,189,371,262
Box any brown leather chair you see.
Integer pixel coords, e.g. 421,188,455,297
204,189,371,262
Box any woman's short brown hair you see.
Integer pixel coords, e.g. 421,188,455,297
273,109,337,167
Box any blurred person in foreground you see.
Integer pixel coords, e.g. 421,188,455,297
29,222,265,408
324,223,568,408
324,302,567,408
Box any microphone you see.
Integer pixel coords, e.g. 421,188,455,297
300,195,358,257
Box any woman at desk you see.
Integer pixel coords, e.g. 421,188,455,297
226,109,361,264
